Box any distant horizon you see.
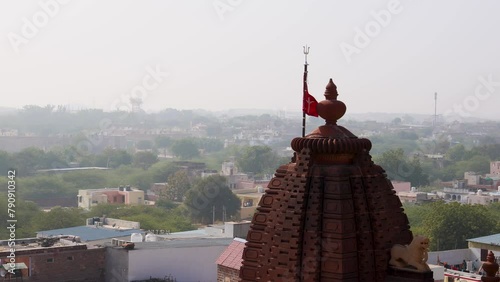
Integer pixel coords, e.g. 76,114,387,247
1,1,499,121
2,104,498,123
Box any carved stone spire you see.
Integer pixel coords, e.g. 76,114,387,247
240,78,413,282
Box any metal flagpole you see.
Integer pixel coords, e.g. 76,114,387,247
302,45,309,137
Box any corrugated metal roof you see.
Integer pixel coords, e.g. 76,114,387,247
37,226,142,242
467,233,500,245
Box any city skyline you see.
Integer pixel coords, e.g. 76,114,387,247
1,1,499,120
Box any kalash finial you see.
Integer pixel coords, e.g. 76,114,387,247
316,78,346,126
304,78,354,139
324,78,338,100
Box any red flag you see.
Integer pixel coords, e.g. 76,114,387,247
302,74,318,117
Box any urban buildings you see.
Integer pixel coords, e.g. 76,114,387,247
77,186,145,210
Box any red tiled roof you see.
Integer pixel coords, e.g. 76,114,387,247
216,238,246,270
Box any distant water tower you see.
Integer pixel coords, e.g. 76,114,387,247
130,97,143,113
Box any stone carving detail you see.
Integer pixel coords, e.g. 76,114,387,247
389,235,431,272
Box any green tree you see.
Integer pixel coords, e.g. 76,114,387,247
133,151,159,169
33,207,85,231
461,155,491,174
473,144,500,160
391,117,402,125
237,146,278,175
127,171,155,191
0,150,12,173
446,144,467,162
18,175,73,200
88,204,193,232
374,148,429,187
61,171,108,190
195,138,224,153
0,193,43,239
165,170,191,202
419,201,498,251
155,136,173,149
95,148,132,168
405,158,429,187
184,175,241,224
136,140,154,150
155,136,173,156
12,147,66,176
170,139,199,159
149,161,179,183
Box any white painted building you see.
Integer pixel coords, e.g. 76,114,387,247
105,237,232,282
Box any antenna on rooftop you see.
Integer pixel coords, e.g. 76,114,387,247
212,205,215,225
434,92,437,127
222,205,226,223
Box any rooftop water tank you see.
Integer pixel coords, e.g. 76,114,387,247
130,233,143,242
145,233,157,242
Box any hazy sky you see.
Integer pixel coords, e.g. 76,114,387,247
1,1,499,120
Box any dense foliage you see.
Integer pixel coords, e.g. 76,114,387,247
405,201,500,251
184,175,241,224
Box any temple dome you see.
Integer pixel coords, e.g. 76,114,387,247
240,79,413,282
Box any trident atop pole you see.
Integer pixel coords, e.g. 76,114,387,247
302,45,310,137
303,45,310,65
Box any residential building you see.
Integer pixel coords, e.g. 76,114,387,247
397,190,432,204
234,188,265,219
221,161,250,189
106,237,231,282
391,181,411,193
423,233,500,281
77,186,145,210
104,222,249,282
464,171,481,185
0,237,105,282
467,233,500,261
490,161,500,175
467,190,500,205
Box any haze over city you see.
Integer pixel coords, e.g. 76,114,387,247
1,1,499,120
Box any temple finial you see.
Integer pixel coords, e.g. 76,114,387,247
316,78,346,126
324,78,338,100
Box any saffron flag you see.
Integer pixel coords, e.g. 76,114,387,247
302,73,318,117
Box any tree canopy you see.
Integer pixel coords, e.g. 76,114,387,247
184,175,241,224
373,148,429,187
405,201,500,251
237,145,280,175
164,170,191,202
170,139,200,160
